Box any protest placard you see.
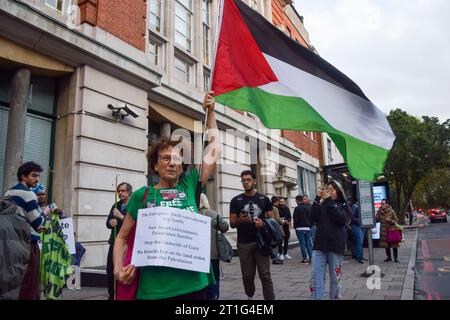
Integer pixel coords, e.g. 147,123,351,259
131,207,211,273
60,218,76,254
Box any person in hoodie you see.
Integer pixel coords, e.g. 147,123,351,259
310,181,350,300
293,195,313,264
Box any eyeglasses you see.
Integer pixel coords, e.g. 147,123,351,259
241,178,254,183
159,155,183,164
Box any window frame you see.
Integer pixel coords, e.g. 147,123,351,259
45,0,64,13
149,0,164,33
327,138,333,163
174,0,193,53
148,40,160,66
173,49,196,84
148,32,166,69
203,67,211,92
202,0,211,66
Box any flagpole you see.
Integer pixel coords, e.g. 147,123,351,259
113,174,118,300
209,0,224,85
199,0,224,185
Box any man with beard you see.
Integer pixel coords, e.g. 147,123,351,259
5,161,47,299
229,170,275,300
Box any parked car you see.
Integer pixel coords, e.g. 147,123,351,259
428,209,448,223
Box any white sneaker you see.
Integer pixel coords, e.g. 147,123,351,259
285,254,292,259
279,254,285,261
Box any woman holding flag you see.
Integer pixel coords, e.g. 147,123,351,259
113,92,221,300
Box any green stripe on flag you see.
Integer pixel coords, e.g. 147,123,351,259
216,86,390,181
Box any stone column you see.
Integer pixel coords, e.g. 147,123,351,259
4,68,30,190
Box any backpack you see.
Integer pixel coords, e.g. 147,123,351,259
216,216,233,263
0,196,31,300
256,218,283,256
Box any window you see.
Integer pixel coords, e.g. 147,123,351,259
45,0,63,13
297,167,305,195
202,0,210,25
149,0,162,32
297,166,317,199
149,40,160,66
174,56,190,83
327,138,333,163
203,68,210,92
310,132,315,141
0,73,57,198
202,0,211,65
202,25,210,65
246,112,255,120
175,0,193,52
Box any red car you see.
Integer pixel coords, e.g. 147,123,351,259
428,209,448,223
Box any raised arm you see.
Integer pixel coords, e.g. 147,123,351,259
198,91,222,186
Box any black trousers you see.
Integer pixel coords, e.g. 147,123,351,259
385,248,398,259
107,244,115,300
278,226,290,255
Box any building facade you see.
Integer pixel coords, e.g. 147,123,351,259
1,0,322,267
271,0,322,202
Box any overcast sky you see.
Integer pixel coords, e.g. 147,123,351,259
293,0,450,122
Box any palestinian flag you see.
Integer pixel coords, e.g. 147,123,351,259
212,0,396,181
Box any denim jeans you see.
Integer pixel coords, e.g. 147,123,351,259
352,225,364,261
206,259,220,300
310,250,343,300
310,225,317,245
295,230,312,260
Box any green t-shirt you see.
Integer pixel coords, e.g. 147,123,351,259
128,167,214,299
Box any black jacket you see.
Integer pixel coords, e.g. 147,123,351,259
106,200,128,245
311,197,349,255
0,197,31,299
293,203,312,228
278,206,292,229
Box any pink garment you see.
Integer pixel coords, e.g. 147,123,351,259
116,224,139,300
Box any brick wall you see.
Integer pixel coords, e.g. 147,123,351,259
282,130,321,159
271,0,308,47
78,0,147,51
78,0,98,26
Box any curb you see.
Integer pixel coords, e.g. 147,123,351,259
401,228,419,300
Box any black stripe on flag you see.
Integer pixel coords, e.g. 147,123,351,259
235,0,369,101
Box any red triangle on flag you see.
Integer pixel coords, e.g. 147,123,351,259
212,0,278,96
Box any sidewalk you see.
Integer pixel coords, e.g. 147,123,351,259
61,226,419,300
219,227,418,300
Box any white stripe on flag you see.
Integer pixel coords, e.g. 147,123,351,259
261,54,395,150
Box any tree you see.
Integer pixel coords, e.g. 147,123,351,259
384,110,449,223
413,167,450,210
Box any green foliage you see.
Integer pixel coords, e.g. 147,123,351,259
384,110,449,222
413,167,450,210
